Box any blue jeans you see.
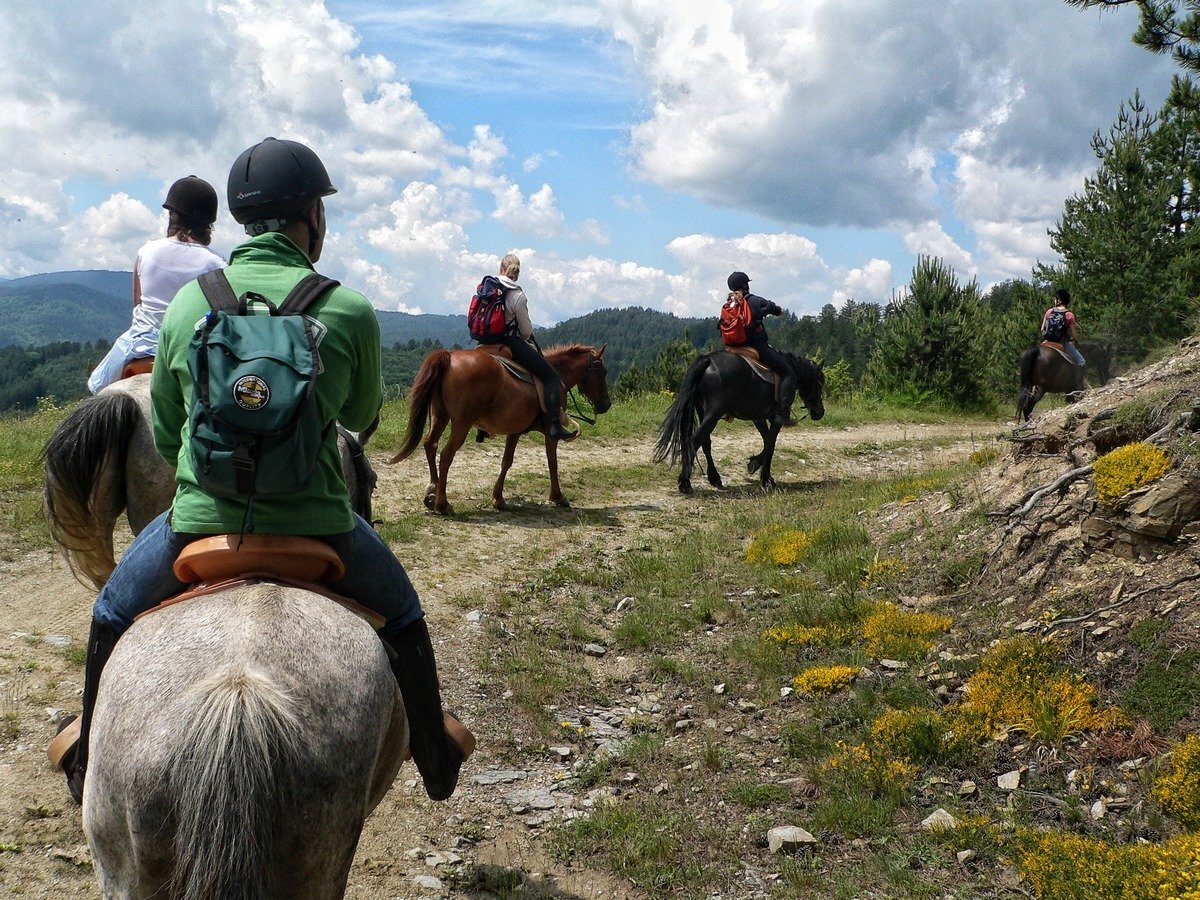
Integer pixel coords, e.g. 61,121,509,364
1066,343,1085,367
93,511,423,641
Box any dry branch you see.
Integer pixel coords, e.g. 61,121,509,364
1044,571,1200,629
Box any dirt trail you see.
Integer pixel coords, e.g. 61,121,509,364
0,418,1001,898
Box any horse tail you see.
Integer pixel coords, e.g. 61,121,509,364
170,666,302,900
337,426,377,522
654,355,710,465
390,350,451,463
42,391,143,589
1016,345,1039,422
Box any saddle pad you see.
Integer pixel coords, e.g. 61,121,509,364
134,575,387,631
1039,340,1074,364
725,347,776,384
174,534,345,583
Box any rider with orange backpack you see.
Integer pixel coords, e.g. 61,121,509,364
721,271,796,426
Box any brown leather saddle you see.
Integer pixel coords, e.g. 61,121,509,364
135,534,385,630
475,343,535,384
726,346,780,393
121,356,154,379
1039,340,1076,364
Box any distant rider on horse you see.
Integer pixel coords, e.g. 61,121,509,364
1041,288,1085,368
51,138,474,805
87,176,226,393
724,271,796,427
478,253,578,442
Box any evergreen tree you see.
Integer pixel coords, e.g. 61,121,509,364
864,256,988,407
1045,81,1200,358
1067,1,1200,71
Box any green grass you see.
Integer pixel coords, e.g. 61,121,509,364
550,798,715,892
1121,647,1200,731
0,405,68,553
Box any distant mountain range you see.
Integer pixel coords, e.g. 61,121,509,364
0,271,718,378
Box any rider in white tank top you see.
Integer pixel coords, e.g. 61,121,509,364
88,176,225,393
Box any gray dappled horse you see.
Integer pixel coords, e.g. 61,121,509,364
43,375,377,589
654,350,825,494
84,581,407,898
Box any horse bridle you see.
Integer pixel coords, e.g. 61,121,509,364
568,351,605,426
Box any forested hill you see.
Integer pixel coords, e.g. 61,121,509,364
538,307,720,376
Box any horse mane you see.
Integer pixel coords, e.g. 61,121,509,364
782,351,823,393
544,343,593,361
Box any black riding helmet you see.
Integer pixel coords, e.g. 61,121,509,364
163,176,218,226
728,271,751,293
227,137,337,234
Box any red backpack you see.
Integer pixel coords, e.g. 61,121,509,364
468,276,509,341
719,292,752,346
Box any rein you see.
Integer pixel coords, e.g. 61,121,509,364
568,388,596,426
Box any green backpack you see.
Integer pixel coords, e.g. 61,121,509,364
188,270,339,500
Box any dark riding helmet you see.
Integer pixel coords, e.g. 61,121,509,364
227,137,338,235
163,176,218,226
727,271,751,293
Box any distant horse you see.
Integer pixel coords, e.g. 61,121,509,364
1016,343,1087,422
84,580,407,897
654,350,825,494
391,344,611,514
43,375,377,589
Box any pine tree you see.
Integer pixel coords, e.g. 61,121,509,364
864,256,987,407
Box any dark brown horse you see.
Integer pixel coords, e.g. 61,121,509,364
1016,343,1086,422
390,344,611,514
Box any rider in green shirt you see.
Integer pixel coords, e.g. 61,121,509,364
51,138,474,806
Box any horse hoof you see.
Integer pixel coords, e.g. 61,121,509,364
762,477,776,490
679,482,693,495
435,504,453,516
747,458,762,475
422,494,434,510
708,476,724,489
553,498,571,508
493,499,507,511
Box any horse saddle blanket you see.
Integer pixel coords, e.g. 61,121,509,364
726,347,779,388
134,534,386,630
476,344,536,385
1039,340,1076,365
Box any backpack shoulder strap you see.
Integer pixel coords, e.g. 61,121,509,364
278,273,341,316
197,270,240,314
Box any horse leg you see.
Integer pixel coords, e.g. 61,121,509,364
759,422,781,489
545,436,570,508
422,408,449,511
748,420,771,474
493,434,520,510
433,422,470,515
686,412,723,493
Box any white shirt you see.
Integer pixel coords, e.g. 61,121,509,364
130,237,225,337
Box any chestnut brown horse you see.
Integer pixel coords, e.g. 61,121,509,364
390,344,611,514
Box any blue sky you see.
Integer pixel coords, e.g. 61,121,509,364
0,0,1181,323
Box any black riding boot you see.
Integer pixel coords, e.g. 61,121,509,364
383,619,473,801
51,619,119,805
774,375,797,427
541,380,578,442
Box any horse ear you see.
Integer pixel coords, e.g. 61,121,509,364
597,343,607,358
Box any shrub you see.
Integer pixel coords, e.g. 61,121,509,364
957,636,1125,743
860,602,952,660
1152,733,1200,827
793,664,860,695
1092,441,1171,504
746,528,819,566
861,557,908,591
870,707,970,764
1015,830,1200,900
760,624,844,648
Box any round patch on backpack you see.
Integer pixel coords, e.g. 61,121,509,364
233,375,270,411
